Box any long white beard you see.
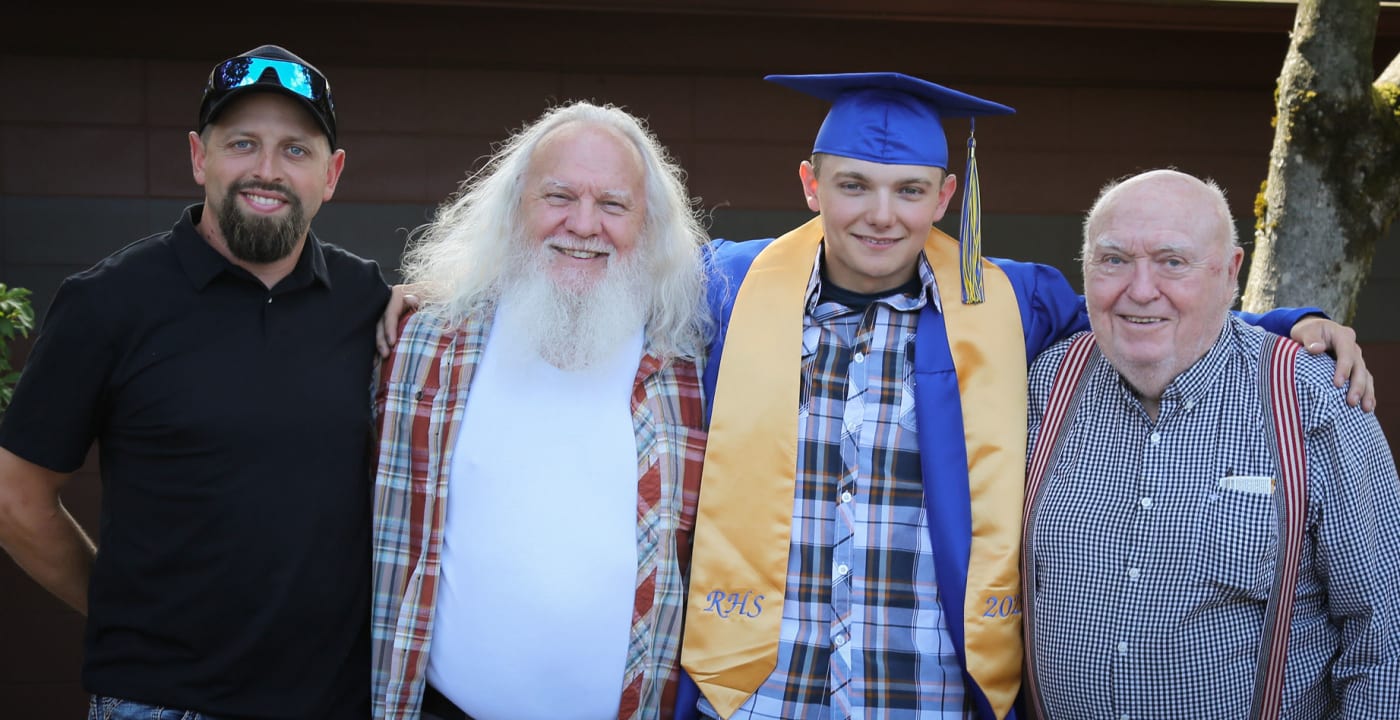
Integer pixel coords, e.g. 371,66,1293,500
499,239,648,370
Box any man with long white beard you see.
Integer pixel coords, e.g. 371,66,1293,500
371,101,712,720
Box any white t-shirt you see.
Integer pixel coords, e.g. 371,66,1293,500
426,300,644,719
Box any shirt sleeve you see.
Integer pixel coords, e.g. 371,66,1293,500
1304,362,1400,711
993,259,1089,363
1235,307,1324,337
0,276,115,473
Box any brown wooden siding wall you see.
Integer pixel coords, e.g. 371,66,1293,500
2,3,1398,715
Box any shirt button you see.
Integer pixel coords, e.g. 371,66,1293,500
1140,497,1153,509
1183,399,1196,410
834,634,847,647
840,491,853,503
1117,641,1129,654
1122,715,1131,720
836,564,850,576
853,352,865,364
266,296,273,304
1149,432,1161,444
1128,568,1141,580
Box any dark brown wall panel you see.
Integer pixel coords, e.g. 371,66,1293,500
2,3,1398,714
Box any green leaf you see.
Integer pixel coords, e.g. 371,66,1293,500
0,285,35,416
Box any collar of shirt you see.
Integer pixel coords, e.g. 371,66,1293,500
172,203,332,293
803,241,943,317
1109,317,1236,418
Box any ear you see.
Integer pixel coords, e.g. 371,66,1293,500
1226,245,1245,282
322,148,347,202
799,160,820,213
189,131,208,187
929,171,959,223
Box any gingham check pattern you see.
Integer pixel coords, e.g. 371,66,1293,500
701,253,971,719
1024,317,1400,719
371,309,706,720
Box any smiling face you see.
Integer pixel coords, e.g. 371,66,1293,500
519,122,648,293
1082,171,1244,400
190,91,344,265
801,154,958,294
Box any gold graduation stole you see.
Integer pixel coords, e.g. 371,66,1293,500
926,226,1027,719
682,217,1026,719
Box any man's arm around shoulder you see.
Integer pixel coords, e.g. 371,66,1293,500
0,447,94,614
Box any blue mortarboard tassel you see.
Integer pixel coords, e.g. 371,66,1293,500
959,121,984,304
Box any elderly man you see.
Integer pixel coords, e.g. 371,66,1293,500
1022,169,1400,718
371,101,711,720
0,45,387,717
678,74,1373,720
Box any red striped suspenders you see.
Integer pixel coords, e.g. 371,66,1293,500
1022,333,1307,720
1252,334,1308,719
1022,333,1099,720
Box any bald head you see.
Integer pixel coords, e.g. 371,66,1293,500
1083,169,1237,270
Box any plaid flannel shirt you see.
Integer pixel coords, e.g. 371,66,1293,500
371,308,706,720
702,253,970,719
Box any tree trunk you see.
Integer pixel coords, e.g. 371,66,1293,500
1241,0,1400,322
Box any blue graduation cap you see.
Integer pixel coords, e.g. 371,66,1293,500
765,72,1015,303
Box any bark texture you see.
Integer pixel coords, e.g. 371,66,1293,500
1242,0,1400,322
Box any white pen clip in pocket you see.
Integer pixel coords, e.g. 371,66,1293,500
1217,475,1276,495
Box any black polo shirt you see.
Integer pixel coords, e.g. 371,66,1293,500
0,205,389,718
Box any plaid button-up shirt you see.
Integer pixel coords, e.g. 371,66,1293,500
371,308,706,720
701,253,971,720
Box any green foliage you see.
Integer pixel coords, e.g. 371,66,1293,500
0,284,36,414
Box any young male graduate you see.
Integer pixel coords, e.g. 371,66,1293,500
677,73,1359,720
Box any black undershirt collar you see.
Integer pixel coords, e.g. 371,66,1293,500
818,266,924,312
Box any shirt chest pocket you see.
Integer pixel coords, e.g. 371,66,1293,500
1191,484,1280,601
647,422,707,532
378,379,440,421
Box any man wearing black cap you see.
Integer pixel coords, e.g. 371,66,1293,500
678,72,1369,720
0,44,387,718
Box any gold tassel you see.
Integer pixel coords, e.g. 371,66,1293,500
959,122,985,304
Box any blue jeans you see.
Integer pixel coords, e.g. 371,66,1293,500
87,695,216,720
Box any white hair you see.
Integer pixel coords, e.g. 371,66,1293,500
400,100,712,361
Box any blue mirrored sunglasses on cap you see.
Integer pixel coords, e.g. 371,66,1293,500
211,56,329,103
200,54,337,146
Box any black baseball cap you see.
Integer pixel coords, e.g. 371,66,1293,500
198,44,338,149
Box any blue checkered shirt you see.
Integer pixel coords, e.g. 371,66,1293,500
701,251,972,720
1024,317,1400,718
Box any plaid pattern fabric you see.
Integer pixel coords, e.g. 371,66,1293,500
1024,317,1400,719
371,308,706,720
702,253,970,719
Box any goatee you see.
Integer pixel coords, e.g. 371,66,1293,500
216,181,308,264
